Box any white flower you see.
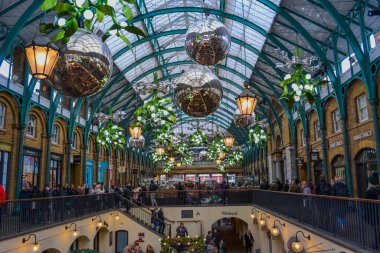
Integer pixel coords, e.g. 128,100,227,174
120,21,128,27
101,141,105,145
167,106,173,111
104,131,109,136
83,10,94,20
76,0,86,7
151,113,156,118
161,120,166,125
296,90,302,96
112,125,117,129
260,129,264,133
106,137,110,141
107,0,117,7
57,18,66,27
284,74,291,80
150,106,155,112
163,111,168,116
299,85,304,90
291,83,299,91
305,74,311,80
137,116,142,121
109,29,118,36
118,131,123,135
305,85,313,91
294,96,300,102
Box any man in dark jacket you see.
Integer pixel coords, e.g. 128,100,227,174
157,207,165,234
316,175,331,195
332,176,348,197
365,172,380,199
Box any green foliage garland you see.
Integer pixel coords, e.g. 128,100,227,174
41,0,145,45
206,137,227,160
96,121,125,149
248,125,267,147
160,236,205,253
189,129,207,146
280,49,328,110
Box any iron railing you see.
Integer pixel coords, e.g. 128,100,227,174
114,194,171,237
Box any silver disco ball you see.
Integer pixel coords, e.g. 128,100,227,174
47,31,113,97
174,66,223,117
233,110,256,128
129,136,145,149
185,19,231,66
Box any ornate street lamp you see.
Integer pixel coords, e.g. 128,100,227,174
25,36,59,79
129,125,143,139
236,81,257,116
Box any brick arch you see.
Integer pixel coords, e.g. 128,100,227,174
28,106,47,136
72,126,83,152
323,96,339,137
0,91,19,125
345,78,369,130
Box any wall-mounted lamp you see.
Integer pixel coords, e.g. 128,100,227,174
250,208,259,220
110,211,119,220
271,220,285,237
22,234,40,252
259,213,270,227
65,222,79,237
292,231,311,252
92,215,103,227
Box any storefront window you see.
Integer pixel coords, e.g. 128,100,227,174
0,103,5,129
50,159,62,187
356,148,377,198
0,150,10,192
22,155,39,188
332,155,346,183
51,124,59,144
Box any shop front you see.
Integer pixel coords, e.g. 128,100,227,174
50,153,63,187
331,155,346,183
355,148,377,198
98,161,109,184
0,142,11,194
22,148,41,188
85,160,93,186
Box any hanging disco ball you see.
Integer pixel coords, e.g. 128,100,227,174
174,66,223,117
129,135,145,149
185,19,231,66
233,109,256,128
47,31,113,97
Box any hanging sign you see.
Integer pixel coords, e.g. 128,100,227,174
311,152,319,161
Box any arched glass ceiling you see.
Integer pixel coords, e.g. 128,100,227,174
0,0,379,143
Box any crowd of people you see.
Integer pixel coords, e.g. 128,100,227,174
122,240,154,253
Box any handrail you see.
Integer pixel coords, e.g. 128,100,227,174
130,198,175,223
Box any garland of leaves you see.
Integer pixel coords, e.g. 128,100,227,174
189,129,207,146
248,125,267,147
216,150,243,172
41,0,145,45
96,121,125,149
280,49,327,110
206,137,227,160
160,236,205,253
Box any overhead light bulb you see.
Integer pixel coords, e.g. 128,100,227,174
98,222,102,227
271,227,279,237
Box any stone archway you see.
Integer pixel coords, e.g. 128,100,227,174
42,249,61,253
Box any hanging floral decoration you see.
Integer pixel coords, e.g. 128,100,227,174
96,121,125,149
133,73,176,131
248,125,267,147
206,137,227,160
279,48,328,110
181,156,194,166
215,150,243,172
189,129,208,146
41,0,145,45
160,236,205,253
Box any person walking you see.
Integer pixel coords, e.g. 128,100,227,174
176,222,188,237
283,179,290,192
316,175,331,195
244,230,254,253
0,183,6,228
332,176,348,197
301,181,311,195
149,180,158,207
157,207,165,234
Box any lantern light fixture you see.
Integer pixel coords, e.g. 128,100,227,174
92,215,103,227
259,213,270,227
65,222,79,237
216,159,222,165
250,208,259,220
236,81,257,116
176,162,181,167
155,146,165,156
24,35,60,80
110,211,119,220
223,131,235,148
129,125,143,139
22,234,40,252
271,220,285,237
169,156,175,163
292,231,311,253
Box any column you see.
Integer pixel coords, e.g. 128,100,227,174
285,145,296,181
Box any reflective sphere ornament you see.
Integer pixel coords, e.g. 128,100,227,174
185,19,231,66
174,66,223,117
128,135,145,149
47,31,113,97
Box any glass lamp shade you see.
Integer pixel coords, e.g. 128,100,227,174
32,243,40,252
250,213,256,219
156,147,165,156
223,135,235,148
236,83,257,116
271,227,280,237
216,159,222,165
218,152,226,159
25,36,59,79
129,126,142,139
292,241,303,252
259,219,266,226
73,230,79,237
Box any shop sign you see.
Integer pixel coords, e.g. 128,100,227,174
222,211,238,216
311,152,319,161
296,157,304,166
329,140,343,149
51,153,63,161
24,148,41,157
353,131,372,141
312,147,322,152
73,155,81,164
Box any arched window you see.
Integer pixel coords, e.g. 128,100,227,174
71,132,78,150
26,115,37,137
0,103,5,129
51,124,59,144
356,148,377,197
